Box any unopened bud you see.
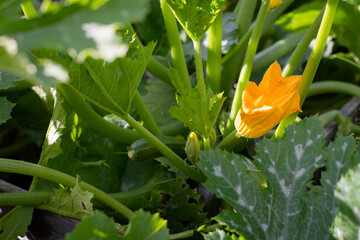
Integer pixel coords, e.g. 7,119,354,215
185,132,201,165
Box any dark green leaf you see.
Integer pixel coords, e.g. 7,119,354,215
166,0,225,41
64,211,121,240
142,80,177,126
0,97,15,125
198,116,357,240
1,0,151,61
120,209,169,240
0,206,33,240
203,229,241,240
34,43,155,118
169,68,225,138
39,177,94,219
332,158,360,239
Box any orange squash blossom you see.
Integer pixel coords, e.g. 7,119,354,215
235,61,302,138
269,0,281,9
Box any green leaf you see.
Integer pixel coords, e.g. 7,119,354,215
120,209,169,240
155,178,206,233
1,0,151,61
169,68,225,138
0,206,33,240
142,80,178,126
0,36,68,89
332,159,360,239
34,43,155,118
166,0,225,41
0,97,15,124
40,177,94,219
64,211,121,240
198,116,357,240
203,229,241,240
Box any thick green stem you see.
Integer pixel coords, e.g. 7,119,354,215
216,130,249,151
282,8,325,77
221,0,294,95
60,84,141,144
0,191,52,206
0,158,134,219
307,81,360,98
206,13,223,93
147,57,171,85
275,0,340,138
252,33,304,72
193,39,205,86
203,137,211,151
20,0,38,19
160,0,191,88
132,91,162,136
224,0,270,136
125,115,206,182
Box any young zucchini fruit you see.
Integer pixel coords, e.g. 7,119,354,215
128,136,186,161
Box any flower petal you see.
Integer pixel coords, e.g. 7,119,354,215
235,105,282,138
259,61,283,92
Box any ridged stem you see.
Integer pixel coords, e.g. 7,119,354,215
0,158,134,219
125,115,206,183
160,0,191,88
132,91,162,136
275,0,340,138
206,13,223,93
224,0,270,136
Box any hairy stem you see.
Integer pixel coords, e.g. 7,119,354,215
20,0,38,19
206,13,223,93
132,91,162,136
275,0,340,138
0,158,134,219
60,84,141,144
125,115,206,182
307,81,360,99
160,0,191,88
0,191,52,206
193,39,205,86
224,0,270,136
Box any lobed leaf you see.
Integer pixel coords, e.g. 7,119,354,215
0,0,150,61
64,211,120,240
166,0,225,41
169,68,225,138
40,177,95,219
332,150,360,240
120,209,169,240
33,42,155,118
199,116,357,240
0,97,15,125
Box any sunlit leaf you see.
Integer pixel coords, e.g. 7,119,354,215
33,42,155,118
0,0,151,61
169,68,225,138
166,0,225,41
199,116,357,240
120,209,169,240
64,211,120,240
332,150,360,240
